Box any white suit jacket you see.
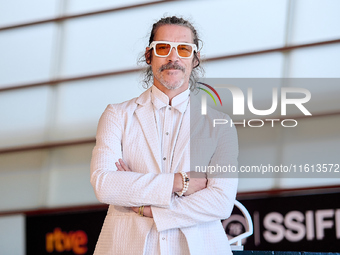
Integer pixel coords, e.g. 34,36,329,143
90,88,239,255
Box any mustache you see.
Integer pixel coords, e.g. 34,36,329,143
159,62,185,72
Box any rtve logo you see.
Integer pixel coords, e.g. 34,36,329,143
45,227,88,254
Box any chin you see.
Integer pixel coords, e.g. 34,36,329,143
162,79,185,90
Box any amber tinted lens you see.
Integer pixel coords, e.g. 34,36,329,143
177,44,193,57
155,43,171,56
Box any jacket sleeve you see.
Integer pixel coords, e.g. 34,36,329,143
90,104,174,208
151,117,239,232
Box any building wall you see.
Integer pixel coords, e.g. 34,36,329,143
0,1,340,253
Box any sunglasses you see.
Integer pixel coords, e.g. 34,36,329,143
149,41,198,58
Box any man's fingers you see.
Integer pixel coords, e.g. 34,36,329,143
119,159,131,171
115,159,132,172
115,162,124,171
131,207,138,213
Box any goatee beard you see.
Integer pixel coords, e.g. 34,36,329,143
162,79,185,90
157,62,186,90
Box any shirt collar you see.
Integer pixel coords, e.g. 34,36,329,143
151,85,190,113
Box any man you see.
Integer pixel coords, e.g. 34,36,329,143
90,16,238,254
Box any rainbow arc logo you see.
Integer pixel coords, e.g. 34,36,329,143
197,82,223,106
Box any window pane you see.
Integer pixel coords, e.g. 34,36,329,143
0,150,47,211
291,0,340,44
47,144,97,206
198,0,287,57
0,0,58,26
203,52,284,78
289,44,340,78
281,116,340,166
66,0,158,15
0,215,25,255
279,116,340,188
0,24,56,87
0,86,51,148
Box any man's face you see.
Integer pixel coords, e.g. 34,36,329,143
147,25,197,92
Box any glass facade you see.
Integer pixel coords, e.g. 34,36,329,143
0,0,339,212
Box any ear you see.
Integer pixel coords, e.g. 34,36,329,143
145,47,152,65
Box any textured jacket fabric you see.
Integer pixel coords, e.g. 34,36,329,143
90,88,239,254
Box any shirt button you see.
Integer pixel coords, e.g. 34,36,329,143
166,132,169,135
169,107,171,110
163,157,166,160
162,237,165,240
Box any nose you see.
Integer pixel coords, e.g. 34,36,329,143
167,46,179,61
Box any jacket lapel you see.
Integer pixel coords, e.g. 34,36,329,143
135,89,162,173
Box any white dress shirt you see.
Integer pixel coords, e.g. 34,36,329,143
144,85,190,254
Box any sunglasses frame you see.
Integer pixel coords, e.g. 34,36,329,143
149,41,198,59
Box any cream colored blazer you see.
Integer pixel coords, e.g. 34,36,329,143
90,88,238,255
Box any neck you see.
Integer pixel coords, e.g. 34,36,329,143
153,82,189,106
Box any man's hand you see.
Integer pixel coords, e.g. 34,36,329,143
116,159,132,171
131,206,153,218
173,172,207,196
